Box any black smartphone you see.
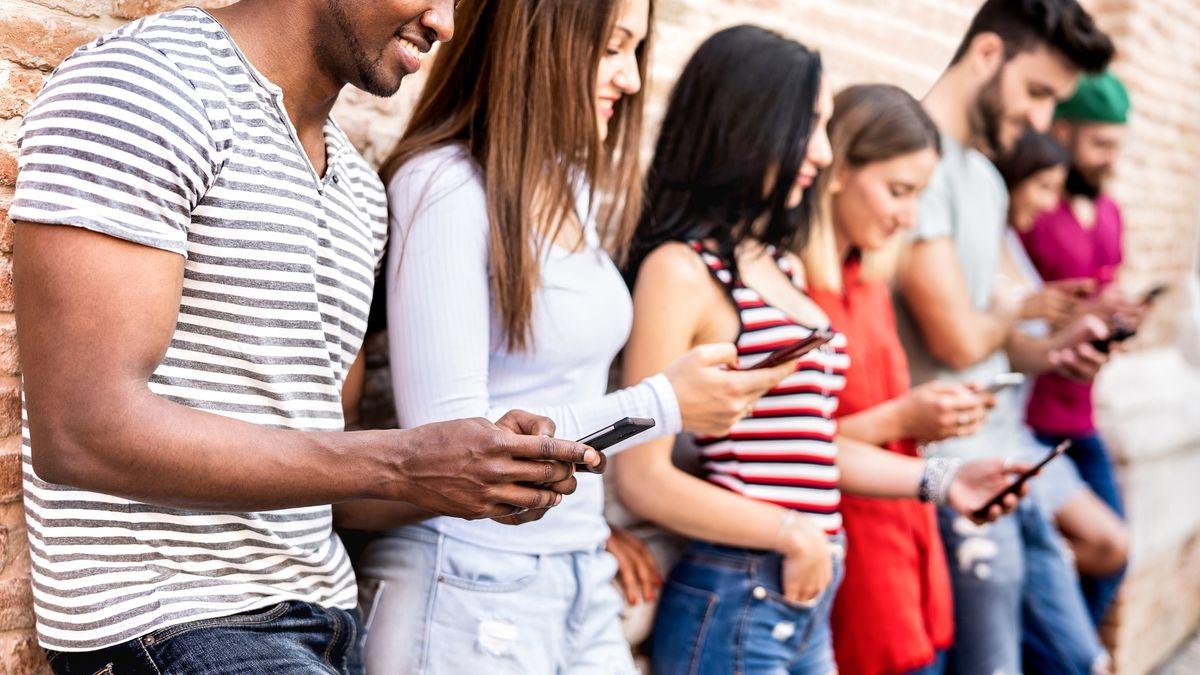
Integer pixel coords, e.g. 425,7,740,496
1141,283,1169,305
574,417,656,473
971,440,1072,520
1089,319,1137,354
738,330,835,371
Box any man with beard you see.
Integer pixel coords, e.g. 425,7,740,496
11,2,600,673
1020,71,1137,629
893,0,1118,672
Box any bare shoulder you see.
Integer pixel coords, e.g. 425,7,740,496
636,241,712,288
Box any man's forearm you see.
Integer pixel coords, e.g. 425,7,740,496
1003,329,1057,375
30,388,400,512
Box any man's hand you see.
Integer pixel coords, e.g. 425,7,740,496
1048,314,1110,381
392,416,596,521
606,525,662,606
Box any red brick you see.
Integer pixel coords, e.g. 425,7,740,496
0,189,13,254
0,578,34,631
112,0,237,21
0,315,16,376
0,382,19,441
0,149,16,189
0,257,11,313
0,11,102,72
0,452,19,507
0,69,44,120
0,633,50,675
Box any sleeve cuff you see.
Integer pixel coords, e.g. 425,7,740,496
644,373,683,436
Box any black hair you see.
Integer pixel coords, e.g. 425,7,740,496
951,0,1114,73
626,25,822,283
992,130,1070,189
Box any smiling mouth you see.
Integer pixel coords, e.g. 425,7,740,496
396,37,423,60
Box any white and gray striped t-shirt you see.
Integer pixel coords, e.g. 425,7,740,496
12,8,387,651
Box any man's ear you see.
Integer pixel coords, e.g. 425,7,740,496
967,31,1006,82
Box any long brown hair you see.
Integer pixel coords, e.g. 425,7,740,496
804,84,940,292
382,0,652,352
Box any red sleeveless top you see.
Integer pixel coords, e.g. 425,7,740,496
808,255,954,675
691,242,849,534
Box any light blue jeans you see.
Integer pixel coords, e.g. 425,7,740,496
355,525,635,674
938,500,1103,675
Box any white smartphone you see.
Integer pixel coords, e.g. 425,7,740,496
977,372,1026,394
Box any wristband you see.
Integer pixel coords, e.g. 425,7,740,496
918,457,963,505
773,510,797,552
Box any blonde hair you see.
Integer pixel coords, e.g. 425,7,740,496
803,84,940,293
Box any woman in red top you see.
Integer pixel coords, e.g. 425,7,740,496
803,85,995,675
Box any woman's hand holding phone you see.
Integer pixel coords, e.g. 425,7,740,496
775,512,833,605
663,343,795,437
898,382,990,442
946,457,1035,524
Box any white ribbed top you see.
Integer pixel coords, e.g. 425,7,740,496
384,144,681,554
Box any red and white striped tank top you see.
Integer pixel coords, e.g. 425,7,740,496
691,242,849,534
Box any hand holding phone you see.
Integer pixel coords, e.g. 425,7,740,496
970,440,1071,520
1089,319,1137,354
736,330,835,371
574,417,656,473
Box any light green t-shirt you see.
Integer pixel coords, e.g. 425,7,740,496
895,131,1019,460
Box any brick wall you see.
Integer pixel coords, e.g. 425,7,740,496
0,1,1196,673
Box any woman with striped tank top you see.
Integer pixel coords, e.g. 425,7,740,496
616,27,1033,674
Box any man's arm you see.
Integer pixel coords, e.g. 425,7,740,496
16,223,592,518
896,237,1019,370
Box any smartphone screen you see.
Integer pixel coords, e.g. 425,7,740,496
738,330,834,371
971,440,1072,520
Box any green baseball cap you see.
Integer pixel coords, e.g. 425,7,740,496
1054,71,1130,124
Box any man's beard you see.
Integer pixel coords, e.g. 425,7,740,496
1065,165,1103,199
971,71,1007,155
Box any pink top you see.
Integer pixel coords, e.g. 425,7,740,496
1019,195,1123,435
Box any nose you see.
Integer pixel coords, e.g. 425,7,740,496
808,126,833,170
1028,100,1055,133
422,0,455,43
613,54,641,96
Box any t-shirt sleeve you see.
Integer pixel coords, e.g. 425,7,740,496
914,160,953,241
10,37,220,257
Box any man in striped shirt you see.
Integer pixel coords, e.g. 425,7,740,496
11,2,597,673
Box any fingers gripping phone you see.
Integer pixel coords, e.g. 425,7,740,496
971,440,1072,520
737,330,835,371
574,417,656,472
1089,319,1137,354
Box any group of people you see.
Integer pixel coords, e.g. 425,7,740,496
9,0,1149,673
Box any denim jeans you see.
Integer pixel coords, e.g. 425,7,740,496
1036,430,1128,626
356,524,635,674
938,501,1102,675
46,601,362,674
652,534,846,675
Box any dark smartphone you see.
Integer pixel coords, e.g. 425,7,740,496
1141,283,1169,305
1089,319,1137,354
574,417,656,473
971,440,1072,520
737,330,835,371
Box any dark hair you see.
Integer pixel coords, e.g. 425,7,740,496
382,0,652,352
950,0,1114,73
627,25,822,282
992,130,1069,189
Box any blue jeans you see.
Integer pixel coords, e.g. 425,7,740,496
938,501,1102,675
356,524,635,674
46,601,362,674
1036,430,1127,626
652,534,846,675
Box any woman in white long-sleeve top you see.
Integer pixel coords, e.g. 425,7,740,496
354,1,796,672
